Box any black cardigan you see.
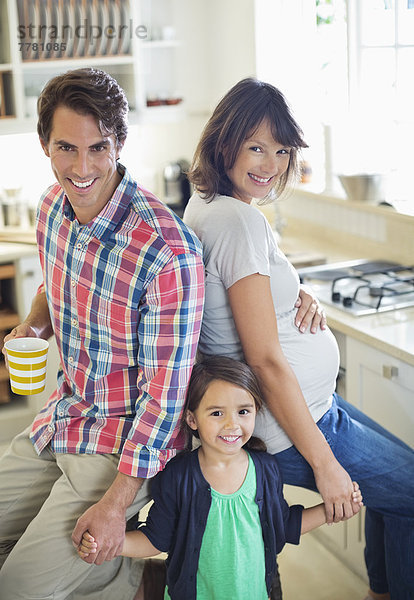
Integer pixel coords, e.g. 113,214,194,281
139,448,303,599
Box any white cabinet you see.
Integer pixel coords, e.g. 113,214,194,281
283,486,367,582
285,332,414,582
346,337,414,448
283,327,368,581
317,334,414,579
0,0,187,133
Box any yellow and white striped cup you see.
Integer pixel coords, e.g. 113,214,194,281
4,337,49,395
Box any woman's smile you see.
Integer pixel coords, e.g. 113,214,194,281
225,119,290,204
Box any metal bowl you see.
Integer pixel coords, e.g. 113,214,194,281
337,173,384,204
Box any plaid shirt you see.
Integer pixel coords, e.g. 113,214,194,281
30,166,204,478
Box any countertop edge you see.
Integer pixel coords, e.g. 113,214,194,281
325,306,414,367
0,242,38,263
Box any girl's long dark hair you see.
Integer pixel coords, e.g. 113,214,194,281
183,355,267,452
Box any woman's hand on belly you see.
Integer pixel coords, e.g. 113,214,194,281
294,284,326,334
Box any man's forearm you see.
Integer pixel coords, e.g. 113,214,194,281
101,471,145,512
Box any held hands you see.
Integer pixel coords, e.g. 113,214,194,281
71,498,126,565
314,459,359,524
295,285,326,334
349,481,364,516
77,531,97,560
325,481,363,526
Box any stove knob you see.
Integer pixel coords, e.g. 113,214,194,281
332,292,341,302
343,296,353,307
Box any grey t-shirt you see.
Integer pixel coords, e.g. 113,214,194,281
184,192,339,453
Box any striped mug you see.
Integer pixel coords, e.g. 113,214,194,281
4,337,49,395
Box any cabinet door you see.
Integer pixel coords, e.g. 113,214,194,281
346,338,414,448
14,255,43,319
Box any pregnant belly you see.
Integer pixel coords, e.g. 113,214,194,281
279,321,340,402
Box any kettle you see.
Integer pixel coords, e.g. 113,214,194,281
163,160,191,215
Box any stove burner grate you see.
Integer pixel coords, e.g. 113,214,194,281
330,267,414,311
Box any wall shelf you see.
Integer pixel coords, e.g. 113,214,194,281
1,0,186,133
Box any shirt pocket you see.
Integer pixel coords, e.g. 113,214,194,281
76,284,140,369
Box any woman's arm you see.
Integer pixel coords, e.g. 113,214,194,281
228,273,354,523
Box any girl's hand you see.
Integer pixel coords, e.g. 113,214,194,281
332,481,364,523
295,285,326,334
350,481,364,515
77,531,98,561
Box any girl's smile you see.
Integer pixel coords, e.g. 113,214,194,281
186,379,256,459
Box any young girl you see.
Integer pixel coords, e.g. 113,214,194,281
78,356,363,600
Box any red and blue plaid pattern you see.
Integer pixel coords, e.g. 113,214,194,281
30,167,204,478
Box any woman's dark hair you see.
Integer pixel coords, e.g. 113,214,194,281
184,355,267,452
188,77,308,201
37,68,128,147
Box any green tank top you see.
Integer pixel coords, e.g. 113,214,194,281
165,453,268,599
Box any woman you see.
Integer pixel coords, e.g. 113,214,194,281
184,78,414,600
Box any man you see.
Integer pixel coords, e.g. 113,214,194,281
0,68,204,599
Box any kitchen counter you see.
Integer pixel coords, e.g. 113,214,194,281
324,303,414,367
0,228,37,246
0,242,37,264
1,233,413,366
279,232,414,367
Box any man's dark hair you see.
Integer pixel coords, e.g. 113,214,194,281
37,68,128,147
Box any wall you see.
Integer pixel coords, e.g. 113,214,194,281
280,189,414,265
0,116,209,206
0,0,259,205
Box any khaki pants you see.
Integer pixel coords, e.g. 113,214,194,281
0,427,151,600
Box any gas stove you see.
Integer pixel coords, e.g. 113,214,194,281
298,259,414,316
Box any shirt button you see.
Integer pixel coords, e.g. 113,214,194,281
47,425,54,433
68,356,74,364
72,318,78,327
76,243,83,250
71,279,76,287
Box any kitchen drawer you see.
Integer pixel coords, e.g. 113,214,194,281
346,337,414,448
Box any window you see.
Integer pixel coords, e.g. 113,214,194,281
332,0,414,211
254,0,414,212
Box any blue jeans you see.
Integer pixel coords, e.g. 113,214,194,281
274,394,414,600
